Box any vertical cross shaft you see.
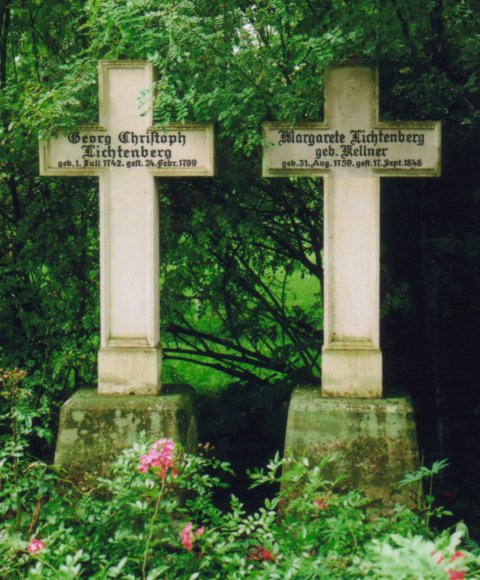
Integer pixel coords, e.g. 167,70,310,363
321,65,382,397
97,62,161,394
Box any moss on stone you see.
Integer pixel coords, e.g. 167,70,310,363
284,387,419,507
55,385,197,477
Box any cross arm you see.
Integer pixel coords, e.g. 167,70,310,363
40,123,215,178
39,125,108,177
262,120,441,178
373,120,441,177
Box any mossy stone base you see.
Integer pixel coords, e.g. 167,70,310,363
284,387,419,506
54,385,197,477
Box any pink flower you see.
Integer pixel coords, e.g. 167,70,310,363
181,522,205,551
138,439,176,478
27,539,45,554
314,498,328,510
449,551,466,579
248,546,276,562
434,549,467,579
181,522,194,551
259,548,275,562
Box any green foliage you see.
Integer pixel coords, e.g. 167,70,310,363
1,438,479,578
159,175,323,385
364,529,472,579
0,1,99,437
399,459,453,525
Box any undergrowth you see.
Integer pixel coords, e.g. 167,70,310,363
1,436,480,579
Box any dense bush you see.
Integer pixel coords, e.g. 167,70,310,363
1,430,480,579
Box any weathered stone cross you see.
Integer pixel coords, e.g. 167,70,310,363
40,60,214,395
263,62,441,397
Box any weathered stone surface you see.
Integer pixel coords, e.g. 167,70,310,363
54,385,197,477
284,387,419,505
321,346,382,398
97,346,162,395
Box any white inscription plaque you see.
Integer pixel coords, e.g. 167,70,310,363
263,124,440,177
40,124,214,176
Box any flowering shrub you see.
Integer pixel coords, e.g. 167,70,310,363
364,529,472,579
0,436,479,578
248,546,276,562
27,539,46,555
181,521,205,551
138,438,177,478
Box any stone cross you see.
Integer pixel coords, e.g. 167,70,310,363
263,62,441,397
40,60,214,395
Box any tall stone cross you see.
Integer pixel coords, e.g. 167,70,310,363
263,62,441,397
40,61,214,395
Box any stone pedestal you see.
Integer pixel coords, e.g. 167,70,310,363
54,385,197,477
283,387,419,505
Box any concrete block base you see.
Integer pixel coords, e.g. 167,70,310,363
284,387,419,506
54,385,197,477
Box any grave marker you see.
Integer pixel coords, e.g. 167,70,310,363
40,60,214,395
263,62,441,397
